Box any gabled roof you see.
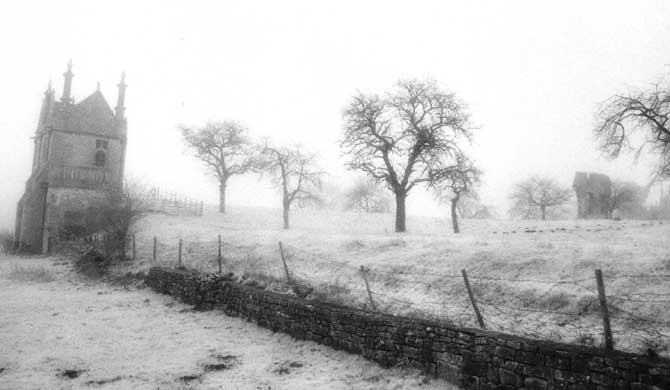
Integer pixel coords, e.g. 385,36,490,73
48,90,119,138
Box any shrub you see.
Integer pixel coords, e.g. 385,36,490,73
75,250,110,279
0,229,15,254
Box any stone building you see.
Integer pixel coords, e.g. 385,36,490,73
572,171,611,219
14,62,128,253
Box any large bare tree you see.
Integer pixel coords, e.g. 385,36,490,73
341,78,473,232
594,84,670,178
179,121,257,213
509,176,571,220
432,154,481,233
260,144,323,229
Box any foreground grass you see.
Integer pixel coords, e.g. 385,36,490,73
0,255,457,390
6,263,56,283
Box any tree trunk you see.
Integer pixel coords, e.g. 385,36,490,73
283,199,290,230
219,183,226,214
395,191,407,233
119,235,127,260
451,198,460,234
540,205,546,220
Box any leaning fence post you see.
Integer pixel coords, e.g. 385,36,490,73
152,236,157,261
132,233,136,260
278,241,292,283
595,269,614,350
462,269,486,329
217,235,222,273
360,266,377,311
178,239,183,267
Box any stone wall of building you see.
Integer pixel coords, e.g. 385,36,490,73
44,187,107,245
145,267,670,390
50,131,123,180
16,184,48,252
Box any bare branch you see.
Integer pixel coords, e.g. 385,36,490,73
341,78,475,232
594,84,670,178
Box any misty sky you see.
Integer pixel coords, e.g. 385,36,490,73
2,0,670,228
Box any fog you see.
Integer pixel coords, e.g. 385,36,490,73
2,0,669,229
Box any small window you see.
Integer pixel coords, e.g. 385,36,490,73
94,150,106,167
95,140,108,149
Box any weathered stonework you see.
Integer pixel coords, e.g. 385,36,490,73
146,267,670,390
573,172,611,219
14,63,127,253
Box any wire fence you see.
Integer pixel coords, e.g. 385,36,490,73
122,233,670,357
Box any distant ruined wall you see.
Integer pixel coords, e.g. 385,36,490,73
573,172,612,219
145,267,670,390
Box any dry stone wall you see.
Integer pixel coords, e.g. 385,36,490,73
145,267,670,390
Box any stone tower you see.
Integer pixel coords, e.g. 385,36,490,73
572,172,611,219
14,62,128,253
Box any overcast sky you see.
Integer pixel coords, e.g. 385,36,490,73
2,0,669,228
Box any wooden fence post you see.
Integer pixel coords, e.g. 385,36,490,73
217,235,222,273
178,239,183,267
277,241,291,283
152,236,157,261
132,233,136,260
595,269,614,350
462,269,486,329
360,266,377,311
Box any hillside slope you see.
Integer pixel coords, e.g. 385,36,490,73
127,206,670,356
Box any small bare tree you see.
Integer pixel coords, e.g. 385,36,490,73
594,84,670,178
344,177,391,213
608,180,639,219
179,121,257,213
432,154,481,233
456,194,493,220
341,78,474,232
260,144,324,229
98,181,151,259
509,176,572,220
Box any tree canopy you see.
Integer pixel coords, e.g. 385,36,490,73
594,84,670,178
509,176,571,220
341,78,474,232
179,121,257,213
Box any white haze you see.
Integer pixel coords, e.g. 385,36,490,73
1,0,669,229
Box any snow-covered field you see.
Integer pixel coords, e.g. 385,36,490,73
129,206,670,356
0,255,457,390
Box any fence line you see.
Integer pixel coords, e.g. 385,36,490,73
147,186,204,216
116,234,670,356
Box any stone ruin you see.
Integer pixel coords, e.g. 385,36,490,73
572,172,611,219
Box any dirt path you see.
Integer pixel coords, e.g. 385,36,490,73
0,255,457,390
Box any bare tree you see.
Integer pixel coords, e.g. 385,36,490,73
260,144,323,229
98,181,151,259
594,84,670,178
179,121,257,213
455,194,493,220
608,180,640,219
344,177,391,213
432,154,481,233
341,78,473,232
509,176,572,220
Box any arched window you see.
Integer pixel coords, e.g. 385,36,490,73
94,150,106,167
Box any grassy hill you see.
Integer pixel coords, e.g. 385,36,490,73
127,206,670,356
